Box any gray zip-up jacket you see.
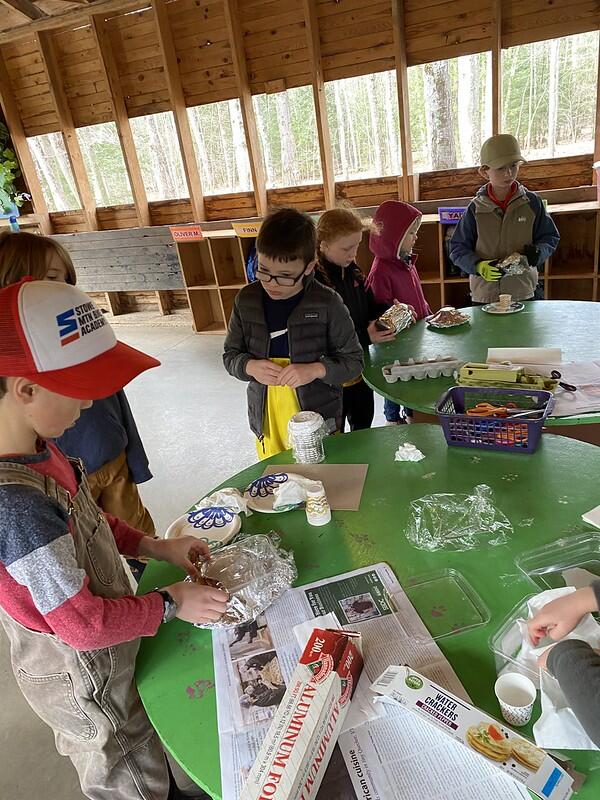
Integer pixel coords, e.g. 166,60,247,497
546,580,600,747
223,276,364,439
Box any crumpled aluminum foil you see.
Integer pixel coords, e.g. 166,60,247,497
186,534,297,629
377,302,414,334
498,252,529,276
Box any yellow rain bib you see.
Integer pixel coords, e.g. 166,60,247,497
256,358,301,460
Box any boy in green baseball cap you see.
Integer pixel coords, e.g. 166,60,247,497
449,134,560,305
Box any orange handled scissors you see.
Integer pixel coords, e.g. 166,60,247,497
466,402,517,418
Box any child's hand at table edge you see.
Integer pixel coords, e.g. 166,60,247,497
278,362,326,388
527,586,599,646
367,320,396,344
165,581,229,624
139,535,211,579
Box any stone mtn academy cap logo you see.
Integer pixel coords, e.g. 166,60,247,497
56,301,107,347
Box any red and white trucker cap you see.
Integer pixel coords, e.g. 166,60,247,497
0,277,160,399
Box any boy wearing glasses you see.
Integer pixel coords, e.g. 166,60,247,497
449,134,559,304
223,208,363,458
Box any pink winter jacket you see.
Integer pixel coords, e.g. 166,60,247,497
365,201,432,320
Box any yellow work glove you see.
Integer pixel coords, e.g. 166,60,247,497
476,260,502,282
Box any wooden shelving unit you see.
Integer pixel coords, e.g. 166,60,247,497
177,202,600,333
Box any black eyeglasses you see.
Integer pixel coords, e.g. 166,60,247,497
255,266,306,287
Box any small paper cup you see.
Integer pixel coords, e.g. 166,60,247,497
498,293,512,310
494,673,536,727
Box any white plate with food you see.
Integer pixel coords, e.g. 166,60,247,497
481,302,525,315
243,472,305,513
165,506,241,549
426,307,471,329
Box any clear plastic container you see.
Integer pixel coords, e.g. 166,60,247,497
489,596,539,685
404,568,490,640
516,532,600,591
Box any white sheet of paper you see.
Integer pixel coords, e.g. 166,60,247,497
487,347,562,365
582,504,600,529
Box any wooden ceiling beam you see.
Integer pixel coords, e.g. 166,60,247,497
0,0,144,44
303,0,335,210
0,50,51,233
224,0,267,217
151,0,206,222
0,0,47,21
91,13,150,227
391,0,415,202
35,31,98,230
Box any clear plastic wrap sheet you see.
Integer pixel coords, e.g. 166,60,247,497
406,484,512,551
187,534,297,629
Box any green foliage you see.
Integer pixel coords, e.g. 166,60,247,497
0,122,25,213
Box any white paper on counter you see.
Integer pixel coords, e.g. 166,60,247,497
292,612,340,650
487,347,562,365
582,503,600,529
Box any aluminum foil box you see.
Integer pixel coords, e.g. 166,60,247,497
241,628,363,800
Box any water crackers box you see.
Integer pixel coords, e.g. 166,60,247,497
241,629,363,800
371,666,572,800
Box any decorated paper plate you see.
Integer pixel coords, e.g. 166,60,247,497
165,506,241,550
243,472,305,513
481,302,525,315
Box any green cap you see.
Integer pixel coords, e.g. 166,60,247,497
480,134,526,169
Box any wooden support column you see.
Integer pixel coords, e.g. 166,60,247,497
155,290,171,315
92,14,150,227
491,0,502,135
391,0,415,202
224,0,268,216
303,0,335,209
593,39,600,184
0,0,47,21
151,0,206,221
104,291,123,316
0,51,51,233
36,31,98,230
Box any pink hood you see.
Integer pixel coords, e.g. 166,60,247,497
369,201,421,261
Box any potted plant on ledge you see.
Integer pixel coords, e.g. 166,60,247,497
0,123,30,220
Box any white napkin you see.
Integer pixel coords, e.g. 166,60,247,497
513,588,600,749
272,476,320,509
292,613,341,651
195,487,249,515
394,443,425,462
582,503,600,529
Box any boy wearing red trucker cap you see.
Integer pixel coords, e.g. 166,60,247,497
0,278,228,800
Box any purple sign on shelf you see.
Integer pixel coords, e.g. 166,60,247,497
438,207,467,224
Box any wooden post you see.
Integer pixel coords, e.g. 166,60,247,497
391,0,415,202
594,40,600,185
224,0,268,216
303,0,335,209
0,0,47,21
0,51,51,233
104,291,123,316
491,0,502,135
155,290,171,315
151,0,206,222
91,14,150,227
35,31,98,231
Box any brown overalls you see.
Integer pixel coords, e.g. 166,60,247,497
0,458,170,800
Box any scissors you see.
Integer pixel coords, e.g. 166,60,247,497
466,402,517,418
550,370,577,393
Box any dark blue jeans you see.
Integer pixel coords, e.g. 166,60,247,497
384,398,401,422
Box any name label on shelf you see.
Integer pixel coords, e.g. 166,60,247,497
170,225,204,241
438,207,467,224
232,221,261,237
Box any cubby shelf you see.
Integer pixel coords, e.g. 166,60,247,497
175,201,600,333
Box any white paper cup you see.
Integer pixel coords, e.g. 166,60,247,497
498,293,512,310
494,673,536,727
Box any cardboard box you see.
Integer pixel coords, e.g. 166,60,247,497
371,666,573,800
241,629,363,800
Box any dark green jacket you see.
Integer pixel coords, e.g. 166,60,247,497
223,276,364,438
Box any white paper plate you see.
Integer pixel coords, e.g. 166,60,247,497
164,507,241,550
482,302,525,315
244,472,305,513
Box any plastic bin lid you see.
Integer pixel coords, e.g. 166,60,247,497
516,531,600,591
404,568,490,640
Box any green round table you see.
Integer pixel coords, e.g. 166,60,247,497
363,300,600,427
137,425,600,799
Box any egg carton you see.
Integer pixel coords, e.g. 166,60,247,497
382,356,463,383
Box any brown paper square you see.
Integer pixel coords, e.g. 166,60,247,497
261,464,368,511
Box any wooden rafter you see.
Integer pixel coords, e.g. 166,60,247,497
0,0,143,44
0,50,51,233
391,0,415,202
91,13,150,227
151,0,205,221
224,0,267,217
0,0,47,21
35,31,98,230
491,0,502,135
303,0,335,210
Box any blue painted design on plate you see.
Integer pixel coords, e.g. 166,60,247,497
187,507,235,530
246,473,289,498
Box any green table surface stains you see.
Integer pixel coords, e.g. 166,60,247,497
363,300,600,426
137,425,600,799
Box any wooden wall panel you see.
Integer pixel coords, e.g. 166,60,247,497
53,25,113,129
3,37,60,136
49,209,88,233
149,198,194,226
267,183,325,211
97,204,139,230
502,0,600,49
240,0,312,93
336,175,399,207
205,191,258,219
106,8,171,118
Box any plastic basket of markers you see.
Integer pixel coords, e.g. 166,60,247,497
436,386,555,454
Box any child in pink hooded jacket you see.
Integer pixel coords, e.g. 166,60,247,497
365,200,432,423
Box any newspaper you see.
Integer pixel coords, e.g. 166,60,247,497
213,562,526,800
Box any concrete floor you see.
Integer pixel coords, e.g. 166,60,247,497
0,324,384,798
